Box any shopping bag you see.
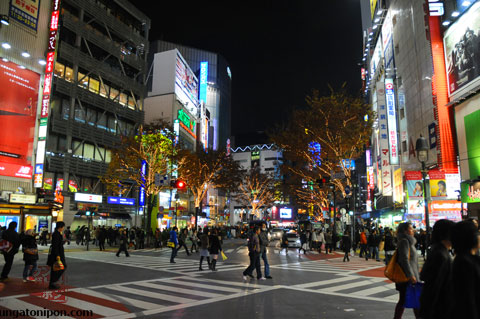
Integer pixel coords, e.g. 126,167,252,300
404,283,423,309
167,241,175,248
221,250,228,261
53,256,65,271
0,240,12,254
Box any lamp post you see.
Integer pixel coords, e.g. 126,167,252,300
415,135,430,248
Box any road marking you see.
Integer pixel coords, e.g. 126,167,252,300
295,276,358,288
104,285,197,304
160,279,243,293
355,285,391,296
62,296,128,317
134,281,223,298
321,279,382,292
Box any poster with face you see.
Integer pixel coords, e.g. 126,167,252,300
405,171,424,199
429,170,447,200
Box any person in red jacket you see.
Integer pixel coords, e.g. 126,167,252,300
359,229,368,258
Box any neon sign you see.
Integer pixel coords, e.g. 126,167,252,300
177,109,196,138
385,79,399,165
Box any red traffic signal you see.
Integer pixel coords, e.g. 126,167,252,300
175,180,186,190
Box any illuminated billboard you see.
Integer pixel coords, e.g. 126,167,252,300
9,0,40,31
444,2,480,99
280,208,292,219
175,53,199,108
199,62,208,103
0,59,40,179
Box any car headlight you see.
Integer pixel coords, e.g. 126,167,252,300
295,240,300,244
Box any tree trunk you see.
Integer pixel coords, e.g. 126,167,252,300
146,194,155,232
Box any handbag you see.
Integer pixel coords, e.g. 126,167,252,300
167,241,175,248
221,250,228,261
405,283,423,309
53,256,65,271
24,248,38,255
384,248,410,283
0,240,12,254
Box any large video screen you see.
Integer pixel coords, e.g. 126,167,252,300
444,2,480,98
0,59,39,178
175,53,199,109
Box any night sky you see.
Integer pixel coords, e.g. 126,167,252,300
136,0,363,146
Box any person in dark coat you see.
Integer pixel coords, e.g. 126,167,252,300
98,227,106,251
21,229,39,282
449,220,480,319
64,226,71,245
0,221,20,281
47,222,66,290
116,230,129,257
299,231,307,254
209,229,222,271
198,229,211,271
342,231,352,262
419,219,455,319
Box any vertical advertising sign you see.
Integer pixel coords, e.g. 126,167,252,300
377,84,392,196
199,62,208,103
385,79,399,165
393,168,403,203
35,0,61,188
0,59,39,179
139,160,146,206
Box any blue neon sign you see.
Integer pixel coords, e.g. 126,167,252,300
139,160,146,206
108,197,136,206
199,62,208,103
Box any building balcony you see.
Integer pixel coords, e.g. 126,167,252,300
58,42,144,96
54,77,144,124
46,152,109,178
62,12,144,72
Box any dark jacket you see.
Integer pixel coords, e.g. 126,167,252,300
450,254,480,319
209,235,221,255
419,243,452,319
341,235,352,252
119,233,128,247
384,233,396,251
199,233,209,249
367,233,381,247
259,230,269,253
21,234,39,263
47,230,65,267
2,228,20,255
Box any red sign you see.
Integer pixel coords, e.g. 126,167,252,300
0,162,33,179
0,60,40,176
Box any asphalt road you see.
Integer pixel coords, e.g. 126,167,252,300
0,239,417,319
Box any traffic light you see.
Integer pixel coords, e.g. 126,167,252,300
316,177,330,187
171,179,186,190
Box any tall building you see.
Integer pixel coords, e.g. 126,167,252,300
44,0,150,229
0,0,53,232
359,0,475,227
149,40,232,151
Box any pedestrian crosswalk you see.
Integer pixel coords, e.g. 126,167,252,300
0,276,269,318
67,251,248,274
292,274,398,302
270,258,385,274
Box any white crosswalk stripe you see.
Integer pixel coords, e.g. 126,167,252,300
270,258,384,274
0,276,267,318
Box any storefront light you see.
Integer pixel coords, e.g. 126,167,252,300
21,52,30,58
2,58,8,62
18,65,26,69
38,59,46,65
442,20,451,26
373,24,378,29
462,1,471,7
1,42,11,49
451,11,460,17
0,15,9,26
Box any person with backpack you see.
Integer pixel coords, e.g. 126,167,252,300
0,222,20,281
243,226,263,280
21,229,38,282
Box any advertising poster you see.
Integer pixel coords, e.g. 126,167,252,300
9,0,40,31
444,2,480,98
0,59,39,179
465,109,480,179
393,168,403,203
429,170,447,200
445,173,461,199
175,53,199,108
405,171,424,199
376,84,392,196
406,199,425,221
428,200,463,223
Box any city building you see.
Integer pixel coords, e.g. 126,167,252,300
228,144,285,225
0,0,53,232
359,0,468,227
43,0,150,229
149,40,232,152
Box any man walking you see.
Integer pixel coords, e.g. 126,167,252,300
367,229,381,261
116,230,129,257
259,223,272,279
243,226,263,280
359,229,368,258
169,227,179,263
0,222,20,281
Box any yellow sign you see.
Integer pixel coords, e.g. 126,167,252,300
370,0,378,19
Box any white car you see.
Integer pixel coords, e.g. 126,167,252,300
286,232,301,248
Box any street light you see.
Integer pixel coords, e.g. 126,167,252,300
415,135,430,248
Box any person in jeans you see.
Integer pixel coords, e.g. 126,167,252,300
21,229,38,282
0,221,20,281
243,227,263,280
367,229,381,261
394,222,420,319
259,223,272,279
169,227,179,263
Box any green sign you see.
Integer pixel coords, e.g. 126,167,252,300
177,109,196,135
461,181,480,203
251,151,260,161
465,110,480,179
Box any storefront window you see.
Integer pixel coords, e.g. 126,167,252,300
97,112,107,130
137,99,143,111
62,100,70,120
83,143,95,159
105,149,112,163
78,72,89,89
127,96,135,110
54,62,65,78
43,172,54,190
74,105,85,123
89,77,100,94
108,117,117,133
73,141,83,157
65,67,74,82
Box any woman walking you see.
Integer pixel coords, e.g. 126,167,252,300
325,230,333,254
21,229,38,282
393,222,420,319
317,229,325,254
209,229,222,271
190,229,199,253
116,230,130,257
198,228,211,271
342,230,352,262
47,222,66,290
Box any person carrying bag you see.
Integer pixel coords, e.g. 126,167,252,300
47,222,66,290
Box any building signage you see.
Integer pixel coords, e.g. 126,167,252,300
405,171,424,199
370,0,378,19
9,0,41,31
376,84,392,196
175,52,199,109
9,193,36,204
385,79,399,165
139,160,146,206
393,168,403,204
444,2,480,100
199,62,208,103
461,181,480,203
107,197,136,206
280,208,292,219
74,193,103,203
428,1,445,16
177,109,197,138
0,162,32,179
35,0,61,188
